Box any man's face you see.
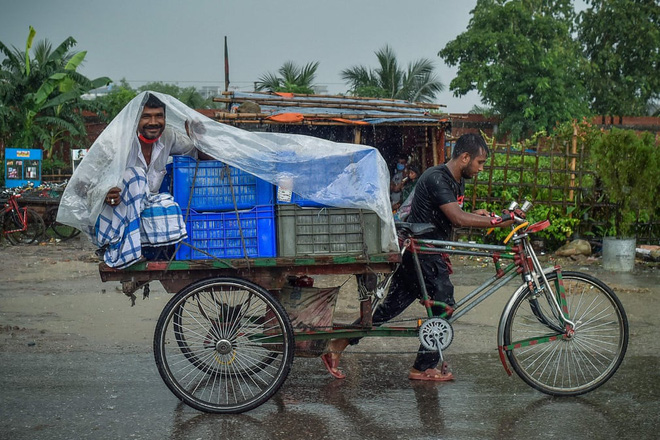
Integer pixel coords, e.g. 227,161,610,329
138,106,165,140
461,148,488,179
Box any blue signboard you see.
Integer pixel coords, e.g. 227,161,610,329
4,148,43,188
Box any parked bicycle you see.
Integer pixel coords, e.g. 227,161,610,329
43,205,81,240
1,189,45,244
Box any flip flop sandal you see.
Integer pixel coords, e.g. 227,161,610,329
321,353,346,379
409,367,454,382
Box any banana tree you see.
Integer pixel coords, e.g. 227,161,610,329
0,26,110,159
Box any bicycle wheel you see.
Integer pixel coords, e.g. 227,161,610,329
172,291,279,377
504,271,628,396
2,208,45,244
43,206,80,240
154,277,295,414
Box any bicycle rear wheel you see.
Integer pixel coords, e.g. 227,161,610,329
43,206,80,240
154,277,295,414
2,208,45,244
503,271,628,396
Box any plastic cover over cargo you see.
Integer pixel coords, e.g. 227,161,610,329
58,91,398,252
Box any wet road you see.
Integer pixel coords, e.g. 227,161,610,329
1,240,658,440
1,350,658,440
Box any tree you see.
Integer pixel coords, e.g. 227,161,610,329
0,26,110,157
93,79,137,120
137,82,214,108
341,45,444,103
439,0,589,139
578,0,660,118
256,61,319,94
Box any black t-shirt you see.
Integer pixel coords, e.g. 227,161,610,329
407,164,464,240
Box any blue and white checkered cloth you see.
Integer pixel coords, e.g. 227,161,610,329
94,167,187,269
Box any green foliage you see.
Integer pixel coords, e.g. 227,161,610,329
42,156,70,174
578,0,660,117
341,45,444,103
137,82,213,108
256,61,319,94
438,0,590,140
0,26,110,158
94,82,137,120
591,128,660,237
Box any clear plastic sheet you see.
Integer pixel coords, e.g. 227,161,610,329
58,91,398,252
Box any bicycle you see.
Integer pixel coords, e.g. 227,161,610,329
43,205,81,240
1,189,46,245
391,199,628,396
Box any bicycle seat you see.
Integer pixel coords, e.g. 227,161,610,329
395,222,436,237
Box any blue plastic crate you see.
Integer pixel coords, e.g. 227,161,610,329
176,205,276,260
172,156,274,211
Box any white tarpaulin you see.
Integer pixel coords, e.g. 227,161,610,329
58,91,398,252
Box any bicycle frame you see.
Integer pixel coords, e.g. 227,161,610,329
2,195,29,235
292,217,575,376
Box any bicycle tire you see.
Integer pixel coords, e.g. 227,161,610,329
3,208,45,244
154,277,295,414
44,206,81,240
503,271,628,396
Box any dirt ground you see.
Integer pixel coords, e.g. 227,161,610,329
1,235,658,357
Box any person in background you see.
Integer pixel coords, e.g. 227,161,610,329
321,133,513,382
389,156,408,209
392,164,420,212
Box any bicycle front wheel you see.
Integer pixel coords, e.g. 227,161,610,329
503,271,628,396
3,208,45,244
154,277,295,414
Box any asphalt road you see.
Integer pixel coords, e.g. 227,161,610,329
1,351,658,440
1,239,659,439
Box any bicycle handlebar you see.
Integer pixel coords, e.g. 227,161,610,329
489,201,532,226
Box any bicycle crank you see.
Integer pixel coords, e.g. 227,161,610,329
418,318,453,351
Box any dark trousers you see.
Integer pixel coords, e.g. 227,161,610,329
350,250,454,371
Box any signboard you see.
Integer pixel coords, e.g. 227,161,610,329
71,149,88,172
4,148,43,188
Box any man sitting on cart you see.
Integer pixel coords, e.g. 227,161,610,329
322,133,513,382
97,93,210,269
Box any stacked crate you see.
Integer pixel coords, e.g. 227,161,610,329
171,156,276,260
169,155,383,260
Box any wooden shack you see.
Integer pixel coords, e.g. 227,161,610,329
208,91,452,171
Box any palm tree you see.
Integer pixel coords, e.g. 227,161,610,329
256,61,319,94
0,26,110,158
341,45,444,103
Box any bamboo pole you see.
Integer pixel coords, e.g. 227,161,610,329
354,127,362,144
569,122,578,202
219,90,446,108
213,98,438,114
431,127,438,166
213,111,449,122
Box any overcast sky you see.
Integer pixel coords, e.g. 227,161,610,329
1,0,552,113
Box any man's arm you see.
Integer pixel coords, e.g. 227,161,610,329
440,202,513,229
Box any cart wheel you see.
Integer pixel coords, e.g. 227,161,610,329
154,277,295,414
